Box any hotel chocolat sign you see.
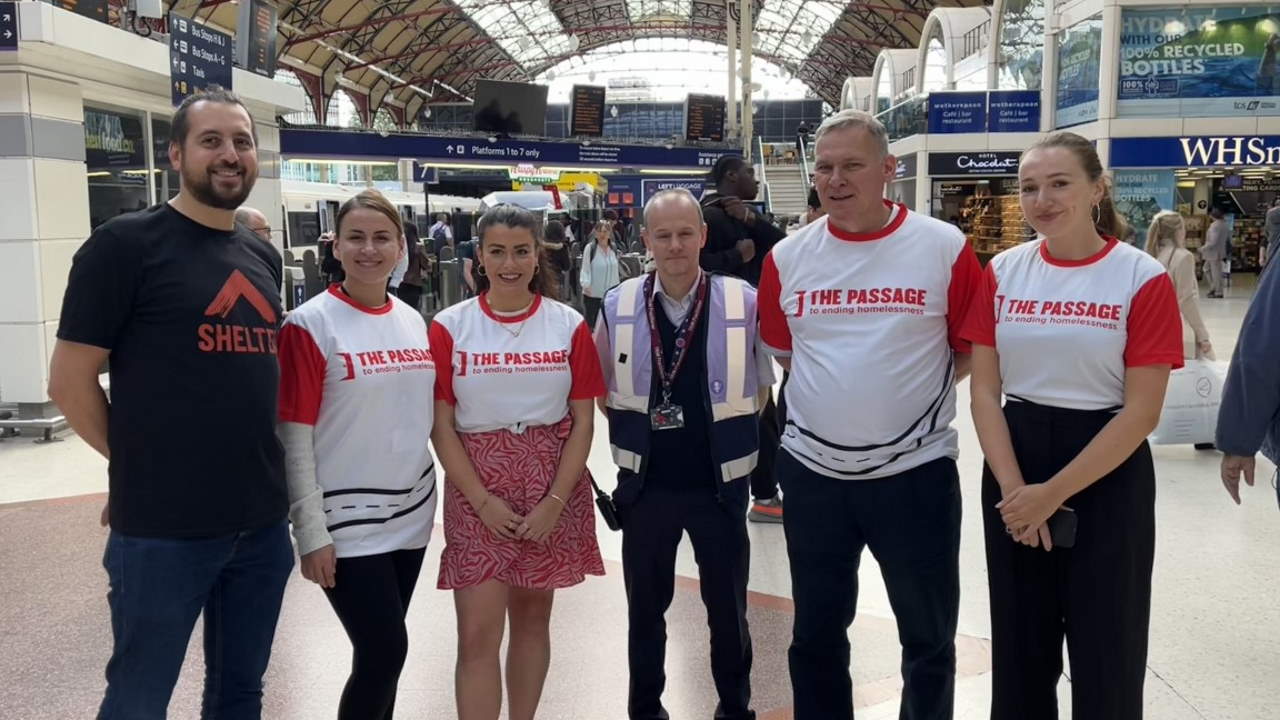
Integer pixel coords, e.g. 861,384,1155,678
928,151,1021,176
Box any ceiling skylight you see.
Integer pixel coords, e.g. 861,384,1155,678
755,0,845,63
454,0,575,68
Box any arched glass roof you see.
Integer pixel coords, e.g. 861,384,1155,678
453,0,575,67
534,37,813,103
754,0,846,64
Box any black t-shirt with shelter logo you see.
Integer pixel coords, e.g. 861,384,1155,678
57,204,288,537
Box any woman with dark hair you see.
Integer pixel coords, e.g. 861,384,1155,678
962,131,1182,718
278,189,439,719
579,218,621,327
396,222,429,311
427,204,606,720
542,219,573,303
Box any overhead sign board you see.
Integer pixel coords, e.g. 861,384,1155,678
1110,135,1280,168
235,0,277,78
684,93,726,142
987,90,1040,132
927,92,987,134
894,152,918,179
169,13,233,107
0,2,16,52
282,130,738,170
570,84,606,137
928,151,1022,176
641,178,706,205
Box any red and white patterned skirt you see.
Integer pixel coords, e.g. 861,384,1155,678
437,417,605,590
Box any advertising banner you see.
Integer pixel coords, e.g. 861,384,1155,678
1113,169,1176,239
1118,6,1280,117
987,90,1041,132
1056,16,1103,128
927,92,987,134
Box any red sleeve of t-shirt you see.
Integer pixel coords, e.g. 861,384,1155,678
947,244,984,353
960,262,999,348
1125,273,1185,369
428,320,457,404
757,251,792,354
277,323,326,425
569,320,607,399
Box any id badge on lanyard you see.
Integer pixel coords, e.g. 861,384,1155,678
645,273,708,431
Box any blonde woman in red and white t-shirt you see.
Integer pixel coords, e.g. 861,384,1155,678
962,132,1182,718
429,205,606,720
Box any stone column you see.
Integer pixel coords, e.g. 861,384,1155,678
0,71,90,414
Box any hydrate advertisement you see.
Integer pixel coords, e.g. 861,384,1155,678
1113,170,1176,241
1118,6,1280,117
1056,16,1102,128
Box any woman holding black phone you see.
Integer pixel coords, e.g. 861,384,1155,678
961,132,1182,719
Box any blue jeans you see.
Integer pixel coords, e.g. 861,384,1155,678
97,522,293,720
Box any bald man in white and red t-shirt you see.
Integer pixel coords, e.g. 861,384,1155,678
757,110,982,720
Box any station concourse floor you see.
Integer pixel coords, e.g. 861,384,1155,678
1,276,1277,720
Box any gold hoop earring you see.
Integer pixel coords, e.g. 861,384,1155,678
477,265,487,277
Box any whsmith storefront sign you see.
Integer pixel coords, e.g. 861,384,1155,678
1110,135,1280,167
928,151,1021,176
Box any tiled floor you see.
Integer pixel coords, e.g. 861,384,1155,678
1,278,1276,720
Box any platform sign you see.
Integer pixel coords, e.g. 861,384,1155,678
235,0,277,78
0,2,16,52
684,94,726,142
569,85,605,137
169,13,233,107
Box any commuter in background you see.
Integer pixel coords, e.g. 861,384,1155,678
1263,197,1280,269
543,220,574,303
803,186,824,227
580,218,622,327
597,189,774,720
428,205,606,720
1217,244,1280,504
758,109,982,720
1202,207,1229,298
1146,211,1215,360
700,155,788,523
963,131,1182,719
395,222,430,312
278,190,439,720
457,232,478,299
235,206,272,243
430,212,454,256
49,87,293,719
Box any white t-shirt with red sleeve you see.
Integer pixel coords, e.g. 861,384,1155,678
429,293,606,433
277,286,438,559
961,237,1184,410
758,201,984,480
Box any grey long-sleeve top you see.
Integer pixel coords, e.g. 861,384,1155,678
1216,261,1280,464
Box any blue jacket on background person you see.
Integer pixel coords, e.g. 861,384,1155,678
1217,261,1280,466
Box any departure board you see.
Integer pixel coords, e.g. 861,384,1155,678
570,84,605,137
684,93,726,142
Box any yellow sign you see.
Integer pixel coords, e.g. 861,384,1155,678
556,172,601,192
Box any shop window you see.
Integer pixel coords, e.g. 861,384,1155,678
151,117,179,205
997,0,1045,91
85,106,149,230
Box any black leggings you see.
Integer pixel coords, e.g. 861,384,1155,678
322,547,426,720
984,401,1155,719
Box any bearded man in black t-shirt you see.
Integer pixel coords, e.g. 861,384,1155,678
48,88,293,720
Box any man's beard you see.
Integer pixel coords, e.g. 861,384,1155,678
182,162,256,210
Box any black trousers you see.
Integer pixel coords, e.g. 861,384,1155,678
750,390,780,501
984,401,1155,720
583,295,604,329
395,284,422,311
621,483,754,720
322,547,426,720
778,450,960,720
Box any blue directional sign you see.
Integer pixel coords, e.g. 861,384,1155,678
987,90,1041,133
169,13,233,107
927,92,987,134
0,2,18,52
